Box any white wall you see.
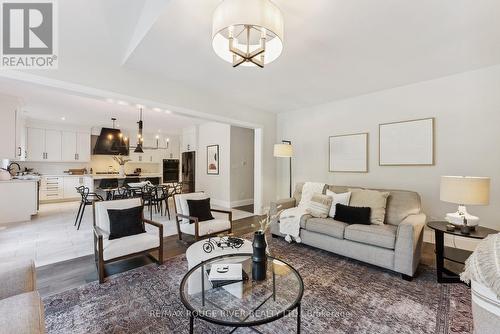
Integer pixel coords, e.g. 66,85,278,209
230,126,254,207
277,66,500,247
196,122,231,207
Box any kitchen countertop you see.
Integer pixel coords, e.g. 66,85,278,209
39,173,162,179
0,178,39,183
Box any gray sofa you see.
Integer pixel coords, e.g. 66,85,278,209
0,259,45,333
270,183,426,279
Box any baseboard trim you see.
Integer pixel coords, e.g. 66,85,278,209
230,199,254,208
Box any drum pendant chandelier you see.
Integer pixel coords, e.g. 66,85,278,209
212,0,284,68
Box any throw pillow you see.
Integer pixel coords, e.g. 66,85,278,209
107,206,145,240
334,204,371,225
187,198,214,223
179,192,208,223
306,193,333,218
348,188,390,225
326,189,351,218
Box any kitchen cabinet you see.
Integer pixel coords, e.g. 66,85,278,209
63,176,89,199
0,99,18,160
61,131,91,162
26,127,62,161
181,126,197,152
0,180,38,224
40,176,63,201
15,109,26,161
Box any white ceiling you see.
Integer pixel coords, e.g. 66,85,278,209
0,78,204,134
5,0,500,114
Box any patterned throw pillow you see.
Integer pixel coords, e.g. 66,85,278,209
326,190,351,218
306,193,333,218
348,188,390,225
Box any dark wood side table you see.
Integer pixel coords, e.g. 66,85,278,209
427,221,498,283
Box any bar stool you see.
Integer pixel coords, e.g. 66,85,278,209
74,186,103,230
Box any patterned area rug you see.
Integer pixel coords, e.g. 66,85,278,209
44,237,472,333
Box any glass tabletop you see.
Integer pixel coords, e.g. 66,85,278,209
179,253,304,327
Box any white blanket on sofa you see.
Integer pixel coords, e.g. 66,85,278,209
279,182,325,243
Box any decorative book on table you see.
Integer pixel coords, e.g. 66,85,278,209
208,263,243,281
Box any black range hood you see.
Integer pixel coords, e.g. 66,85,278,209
93,128,129,155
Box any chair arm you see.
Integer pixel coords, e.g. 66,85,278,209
270,198,296,215
0,259,36,300
93,225,107,239
211,209,233,221
176,213,199,224
394,213,427,276
143,218,162,228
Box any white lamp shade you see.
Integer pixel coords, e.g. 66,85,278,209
273,143,293,157
212,0,284,66
440,176,490,205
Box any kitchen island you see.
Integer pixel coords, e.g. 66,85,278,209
0,179,38,224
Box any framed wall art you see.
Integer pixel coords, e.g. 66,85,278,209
379,118,434,166
207,145,219,175
329,133,368,172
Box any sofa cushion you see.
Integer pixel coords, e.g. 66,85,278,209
306,193,333,218
349,188,390,225
305,218,348,239
334,204,371,225
300,214,312,228
180,219,231,237
102,232,159,261
344,224,397,249
0,291,45,334
326,189,351,218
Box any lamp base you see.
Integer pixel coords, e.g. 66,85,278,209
445,205,479,226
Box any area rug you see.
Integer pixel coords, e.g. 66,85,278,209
43,237,472,334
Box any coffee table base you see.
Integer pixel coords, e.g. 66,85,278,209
188,303,301,334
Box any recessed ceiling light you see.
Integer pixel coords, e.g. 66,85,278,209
105,98,114,103
136,104,145,109
164,110,172,114
117,100,129,106
61,116,66,121
153,107,162,112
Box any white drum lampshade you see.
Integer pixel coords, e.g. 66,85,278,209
440,176,490,226
273,143,293,158
212,0,284,67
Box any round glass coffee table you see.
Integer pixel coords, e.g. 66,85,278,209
180,253,304,333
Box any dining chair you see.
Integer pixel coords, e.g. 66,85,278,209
75,186,104,230
96,178,120,200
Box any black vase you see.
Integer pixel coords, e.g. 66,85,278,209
252,231,267,281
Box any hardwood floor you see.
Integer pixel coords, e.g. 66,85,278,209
37,215,263,297
37,215,461,297
233,204,254,213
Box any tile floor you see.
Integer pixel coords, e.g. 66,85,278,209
0,200,253,267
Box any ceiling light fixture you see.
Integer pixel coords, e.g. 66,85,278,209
153,107,162,112
164,110,172,114
134,109,144,153
212,0,284,68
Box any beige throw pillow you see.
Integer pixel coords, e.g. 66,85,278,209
348,188,390,225
306,193,333,218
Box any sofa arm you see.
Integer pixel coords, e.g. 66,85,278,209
0,259,36,300
394,213,426,277
269,198,296,215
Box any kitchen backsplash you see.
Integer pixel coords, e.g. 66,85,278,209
19,156,161,175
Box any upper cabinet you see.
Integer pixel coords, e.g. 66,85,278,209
27,127,91,162
181,126,197,152
0,96,22,160
62,131,91,162
26,128,62,161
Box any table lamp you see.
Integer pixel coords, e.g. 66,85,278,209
274,141,294,198
440,176,490,226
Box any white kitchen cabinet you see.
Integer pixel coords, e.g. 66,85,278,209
61,131,91,162
63,176,87,199
26,127,46,161
15,109,26,161
0,180,38,224
62,131,77,161
44,129,62,161
0,101,17,160
77,132,91,161
40,176,64,201
181,126,197,152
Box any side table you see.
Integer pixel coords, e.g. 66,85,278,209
427,221,498,283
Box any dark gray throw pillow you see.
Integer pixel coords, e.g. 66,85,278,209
334,203,371,225
107,205,145,240
187,198,214,223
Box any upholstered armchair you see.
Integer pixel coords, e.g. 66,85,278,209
174,192,232,241
93,198,163,283
0,259,45,333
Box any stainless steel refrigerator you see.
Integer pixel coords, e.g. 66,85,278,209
181,152,195,193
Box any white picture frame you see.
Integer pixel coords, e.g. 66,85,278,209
329,133,368,173
379,118,435,166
